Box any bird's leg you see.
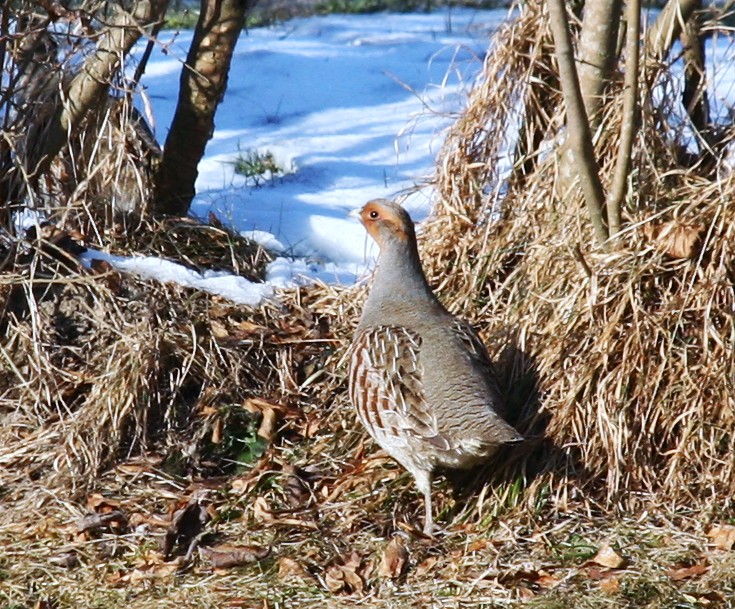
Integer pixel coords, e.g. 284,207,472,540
413,470,434,535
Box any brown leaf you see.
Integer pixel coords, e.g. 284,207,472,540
48,552,79,569
642,221,703,259
708,524,735,551
324,553,364,594
258,405,278,442
129,562,180,584
591,543,625,569
253,496,275,523
278,557,310,581
77,510,127,534
282,464,313,508
535,570,560,589
86,494,121,513
378,536,409,579
667,561,709,581
210,320,230,339
198,544,270,569
211,416,223,444
599,575,621,593
163,498,210,559
415,556,438,576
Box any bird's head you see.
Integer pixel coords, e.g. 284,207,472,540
353,199,416,251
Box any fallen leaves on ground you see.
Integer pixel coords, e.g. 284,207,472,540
162,497,211,560
708,524,735,551
198,544,270,569
278,556,312,582
377,536,409,579
324,552,364,595
589,543,626,569
666,559,709,581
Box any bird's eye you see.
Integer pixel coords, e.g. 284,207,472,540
369,210,379,219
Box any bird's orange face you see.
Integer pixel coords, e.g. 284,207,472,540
358,200,410,246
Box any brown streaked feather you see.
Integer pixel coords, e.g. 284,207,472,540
349,325,451,451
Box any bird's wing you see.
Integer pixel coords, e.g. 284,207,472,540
349,325,451,451
449,318,503,399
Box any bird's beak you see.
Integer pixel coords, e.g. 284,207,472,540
348,208,362,221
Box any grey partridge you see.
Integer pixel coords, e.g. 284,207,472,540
349,199,522,535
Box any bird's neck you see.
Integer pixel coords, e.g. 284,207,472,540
363,240,439,320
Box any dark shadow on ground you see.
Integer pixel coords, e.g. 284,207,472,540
441,338,593,524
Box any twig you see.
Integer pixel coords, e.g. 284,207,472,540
547,0,609,245
606,0,641,236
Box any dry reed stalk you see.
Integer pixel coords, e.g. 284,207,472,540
421,0,735,514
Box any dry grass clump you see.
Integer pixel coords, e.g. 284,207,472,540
0,246,336,503
422,0,735,511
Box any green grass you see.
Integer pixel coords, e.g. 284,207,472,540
232,149,285,186
164,1,510,31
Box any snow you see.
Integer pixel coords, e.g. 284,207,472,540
80,250,273,306
97,8,735,306
124,8,508,301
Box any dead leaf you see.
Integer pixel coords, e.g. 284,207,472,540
48,552,79,569
378,536,409,579
198,544,270,569
534,570,560,589
415,556,438,576
708,524,735,551
642,220,703,259
324,552,364,594
86,494,121,512
162,498,210,560
210,320,230,339
667,561,709,581
467,538,488,552
77,510,127,534
258,405,278,442
517,587,536,600
211,416,223,444
591,543,625,569
282,464,312,508
129,562,180,584
253,496,275,523
599,576,621,593
278,557,311,581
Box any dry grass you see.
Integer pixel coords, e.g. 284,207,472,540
422,0,735,514
3,1,735,607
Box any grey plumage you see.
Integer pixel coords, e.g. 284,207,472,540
348,199,522,534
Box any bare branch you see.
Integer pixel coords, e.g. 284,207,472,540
547,0,608,245
35,0,168,179
606,0,641,236
646,0,701,62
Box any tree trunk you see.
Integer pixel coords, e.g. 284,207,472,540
680,2,710,144
548,0,608,245
153,0,252,217
576,0,623,128
34,0,168,180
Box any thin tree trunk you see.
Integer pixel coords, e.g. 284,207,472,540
606,0,641,237
154,0,252,217
548,0,608,245
680,2,710,142
34,0,168,179
646,0,701,62
576,0,623,128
